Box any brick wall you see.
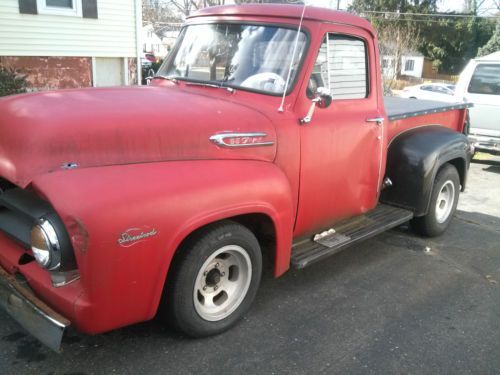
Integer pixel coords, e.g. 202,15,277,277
0,56,92,91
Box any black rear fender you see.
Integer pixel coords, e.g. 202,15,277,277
380,125,470,217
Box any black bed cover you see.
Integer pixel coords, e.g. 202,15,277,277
384,96,473,122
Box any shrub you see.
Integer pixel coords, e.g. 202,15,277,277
0,67,28,97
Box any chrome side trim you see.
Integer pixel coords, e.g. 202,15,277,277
209,132,274,148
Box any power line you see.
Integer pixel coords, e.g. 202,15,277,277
366,16,492,23
360,10,500,19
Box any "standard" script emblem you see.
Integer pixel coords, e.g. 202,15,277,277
118,227,158,247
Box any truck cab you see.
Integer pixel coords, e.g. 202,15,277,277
0,5,472,351
454,51,500,155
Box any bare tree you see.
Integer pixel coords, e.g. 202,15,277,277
168,0,197,17
143,0,181,29
376,20,420,91
167,0,228,17
464,0,500,15
201,0,226,6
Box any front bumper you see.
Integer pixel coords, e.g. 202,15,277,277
0,266,70,352
468,134,500,155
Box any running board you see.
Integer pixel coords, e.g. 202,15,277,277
291,204,413,269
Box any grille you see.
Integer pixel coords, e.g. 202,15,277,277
0,185,53,249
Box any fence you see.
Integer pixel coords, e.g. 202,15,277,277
421,72,459,83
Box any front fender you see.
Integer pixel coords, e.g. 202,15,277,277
31,160,294,333
381,126,470,216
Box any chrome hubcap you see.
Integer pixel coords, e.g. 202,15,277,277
194,245,252,321
435,180,455,223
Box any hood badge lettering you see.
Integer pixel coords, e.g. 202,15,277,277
118,227,158,247
209,132,274,148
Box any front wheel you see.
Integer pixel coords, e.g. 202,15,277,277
411,164,460,237
163,221,262,337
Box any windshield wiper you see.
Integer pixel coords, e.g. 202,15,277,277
185,81,235,93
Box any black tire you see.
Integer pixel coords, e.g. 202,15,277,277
411,164,460,237
163,221,262,337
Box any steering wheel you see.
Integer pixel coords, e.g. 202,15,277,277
241,72,286,93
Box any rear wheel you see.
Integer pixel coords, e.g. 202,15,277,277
411,164,460,237
164,221,262,337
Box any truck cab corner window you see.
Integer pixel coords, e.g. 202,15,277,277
307,33,369,101
467,64,500,95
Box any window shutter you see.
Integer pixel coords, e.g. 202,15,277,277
19,0,37,14
82,0,98,19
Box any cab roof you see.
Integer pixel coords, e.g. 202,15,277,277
188,4,375,35
475,51,500,62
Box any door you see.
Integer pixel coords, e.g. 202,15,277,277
94,57,124,87
464,63,500,135
294,27,384,236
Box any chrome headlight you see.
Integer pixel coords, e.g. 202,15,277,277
30,219,61,270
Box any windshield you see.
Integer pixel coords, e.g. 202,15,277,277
158,23,307,95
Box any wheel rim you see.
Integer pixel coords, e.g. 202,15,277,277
435,180,455,224
193,245,252,322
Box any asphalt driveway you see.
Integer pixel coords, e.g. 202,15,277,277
1,155,499,375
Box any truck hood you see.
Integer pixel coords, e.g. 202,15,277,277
0,86,276,187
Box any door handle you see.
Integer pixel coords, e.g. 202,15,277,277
366,117,384,126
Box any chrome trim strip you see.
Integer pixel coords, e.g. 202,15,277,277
209,132,275,148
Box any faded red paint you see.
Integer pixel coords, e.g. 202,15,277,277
0,56,92,91
0,5,471,343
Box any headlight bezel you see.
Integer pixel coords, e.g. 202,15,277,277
30,218,62,271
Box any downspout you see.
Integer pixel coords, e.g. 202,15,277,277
135,0,142,85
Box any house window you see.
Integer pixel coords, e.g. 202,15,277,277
37,0,82,16
308,34,369,100
405,59,415,72
47,0,72,7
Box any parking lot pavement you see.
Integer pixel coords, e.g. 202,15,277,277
1,156,499,375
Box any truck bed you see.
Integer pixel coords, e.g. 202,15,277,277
384,96,472,121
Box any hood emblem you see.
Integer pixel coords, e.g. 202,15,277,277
209,132,274,148
118,227,158,247
61,162,79,170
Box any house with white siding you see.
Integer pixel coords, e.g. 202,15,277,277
0,0,142,90
382,53,426,79
142,24,168,59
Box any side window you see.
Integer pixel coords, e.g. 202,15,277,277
308,34,368,100
468,64,500,95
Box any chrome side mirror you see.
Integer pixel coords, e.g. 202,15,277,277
315,87,332,108
300,87,332,125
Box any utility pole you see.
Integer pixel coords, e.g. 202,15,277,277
337,0,340,10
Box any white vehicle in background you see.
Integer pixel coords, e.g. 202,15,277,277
398,83,456,102
454,52,500,155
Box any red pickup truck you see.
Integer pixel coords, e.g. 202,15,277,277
0,5,472,351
